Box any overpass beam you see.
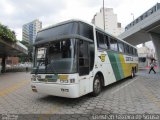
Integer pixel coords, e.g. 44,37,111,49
1,56,6,73
150,33,160,72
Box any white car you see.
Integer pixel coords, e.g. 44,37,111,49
6,64,11,68
18,63,25,67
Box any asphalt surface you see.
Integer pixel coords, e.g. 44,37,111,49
0,70,160,119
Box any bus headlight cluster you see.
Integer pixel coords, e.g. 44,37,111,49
59,75,68,83
31,75,41,81
31,75,36,81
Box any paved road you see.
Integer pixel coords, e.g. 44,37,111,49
0,71,160,119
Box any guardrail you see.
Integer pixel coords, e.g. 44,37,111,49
125,3,160,31
5,66,32,72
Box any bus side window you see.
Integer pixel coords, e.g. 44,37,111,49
104,35,109,49
133,48,138,56
133,48,136,56
110,38,118,51
129,47,133,55
118,42,124,53
125,44,129,54
135,49,138,56
96,31,106,49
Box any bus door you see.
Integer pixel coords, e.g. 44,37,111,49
78,40,91,95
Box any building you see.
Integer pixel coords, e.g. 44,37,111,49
92,8,124,36
22,19,42,44
138,43,156,68
0,57,19,72
6,57,19,66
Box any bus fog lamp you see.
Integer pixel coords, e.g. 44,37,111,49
31,85,37,92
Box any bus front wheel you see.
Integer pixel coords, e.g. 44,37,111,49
92,75,102,96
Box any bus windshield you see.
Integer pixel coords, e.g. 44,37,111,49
33,39,77,74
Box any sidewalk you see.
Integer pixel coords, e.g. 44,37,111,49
0,72,30,91
138,69,160,80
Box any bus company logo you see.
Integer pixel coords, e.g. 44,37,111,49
99,54,106,62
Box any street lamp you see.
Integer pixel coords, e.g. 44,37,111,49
131,13,134,21
103,0,105,31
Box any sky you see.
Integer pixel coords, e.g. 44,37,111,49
0,0,159,48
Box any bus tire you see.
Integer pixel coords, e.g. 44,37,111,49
135,67,137,73
131,68,135,78
92,75,102,97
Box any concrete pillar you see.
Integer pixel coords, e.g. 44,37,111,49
1,56,6,73
150,32,160,72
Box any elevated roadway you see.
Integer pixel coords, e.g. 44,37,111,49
119,3,160,71
0,39,28,72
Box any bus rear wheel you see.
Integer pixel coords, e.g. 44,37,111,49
131,68,135,78
92,75,102,96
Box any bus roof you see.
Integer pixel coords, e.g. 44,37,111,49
38,19,137,49
38,19,94,33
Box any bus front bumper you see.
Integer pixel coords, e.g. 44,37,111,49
31,82,80,98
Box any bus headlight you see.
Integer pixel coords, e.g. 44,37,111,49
59,75,68,83
70,78,75,83
31,85,37,92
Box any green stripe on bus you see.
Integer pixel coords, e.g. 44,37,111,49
115,54,124,79
108,51,121,81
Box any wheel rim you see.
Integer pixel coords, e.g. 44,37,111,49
131,70,134,77
94,79,101,93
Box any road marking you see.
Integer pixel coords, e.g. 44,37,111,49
111,77,138,94
0,80,30,97
111,76,160,108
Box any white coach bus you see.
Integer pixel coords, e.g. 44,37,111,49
31,19,138,98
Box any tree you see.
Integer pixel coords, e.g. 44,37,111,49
0,23,17,42
19,41,33,63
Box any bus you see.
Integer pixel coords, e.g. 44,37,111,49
31,19,138,98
